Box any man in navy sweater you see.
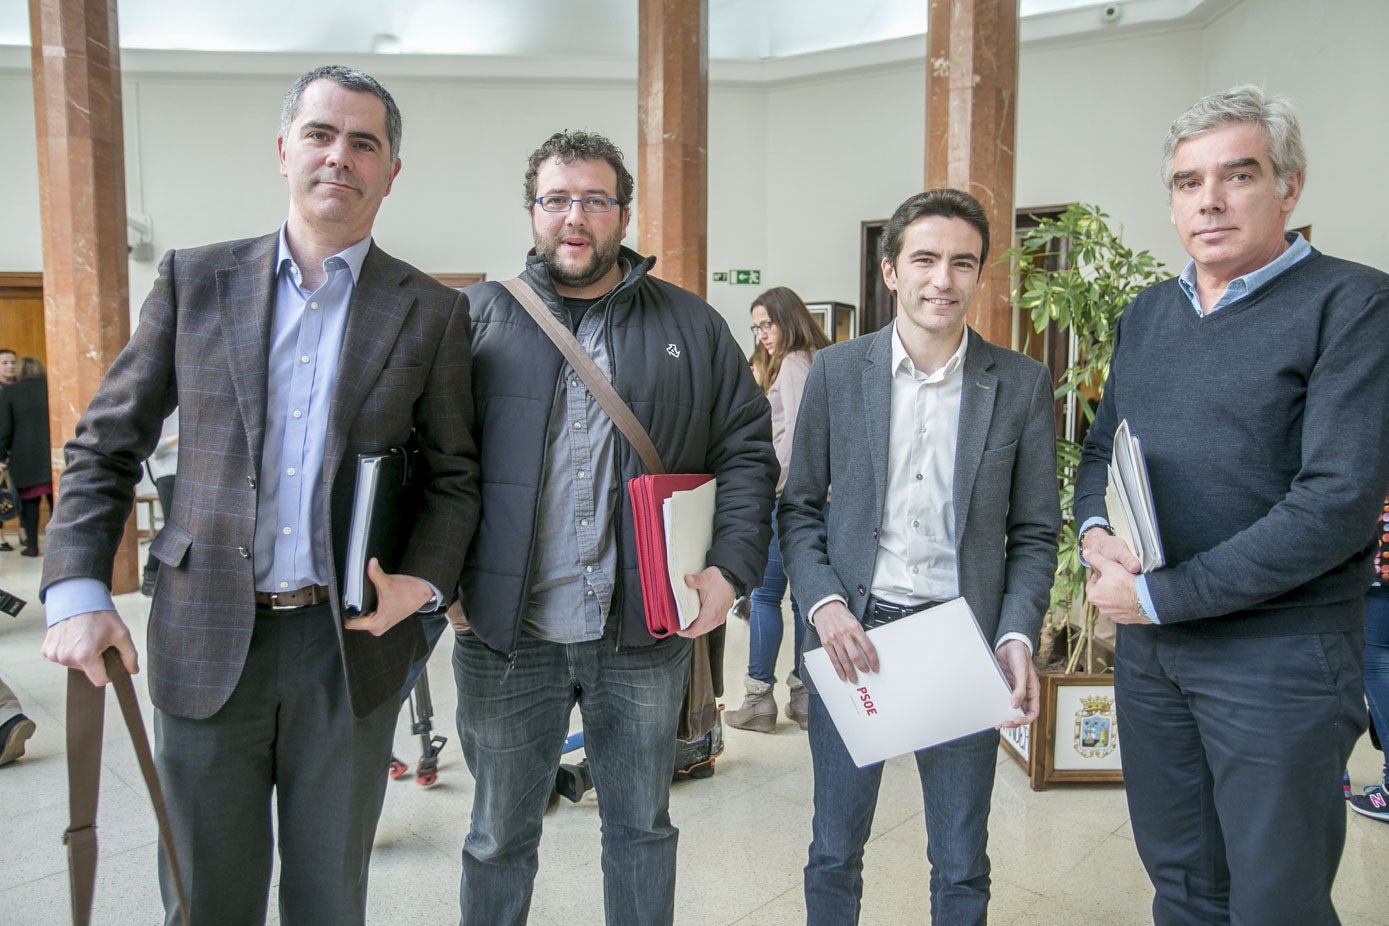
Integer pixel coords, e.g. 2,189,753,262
1077,85,1389,925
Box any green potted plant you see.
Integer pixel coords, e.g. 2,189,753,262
998,203,1167,787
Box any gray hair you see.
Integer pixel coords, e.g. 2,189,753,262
280,65,402,161
1160,85,1305,196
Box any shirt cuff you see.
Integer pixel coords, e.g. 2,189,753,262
806,594,847,628
1134,575,1161,624
1077,517,1111,568
417,579,444,613
43,577,117,628
995,632,1033,656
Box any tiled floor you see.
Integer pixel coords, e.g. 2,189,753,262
1,540,1385,924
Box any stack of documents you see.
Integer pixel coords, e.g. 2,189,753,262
803,599,1025,767
628,474,715,635
1105,419,1164,573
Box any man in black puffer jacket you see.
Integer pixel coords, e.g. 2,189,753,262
447,130,776,926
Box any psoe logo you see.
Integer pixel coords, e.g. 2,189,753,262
855,686,878,717
666,343,681,358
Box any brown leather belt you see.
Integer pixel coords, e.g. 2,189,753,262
254,585,331,610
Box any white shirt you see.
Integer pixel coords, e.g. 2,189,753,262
869,322,966,603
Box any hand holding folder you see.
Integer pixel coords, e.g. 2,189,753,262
629,474,716,636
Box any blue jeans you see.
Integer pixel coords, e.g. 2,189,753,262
1367,586,1389,783
804,692,997,926
748,505,804,684
453,629,693,926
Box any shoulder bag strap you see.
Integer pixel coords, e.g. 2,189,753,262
65,649,190,926
501,277,665,476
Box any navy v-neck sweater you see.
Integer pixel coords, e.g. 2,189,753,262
1076,249,1389,636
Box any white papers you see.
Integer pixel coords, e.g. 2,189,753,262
803,598,1024,767
662,479,717,629
1106,419,1164,573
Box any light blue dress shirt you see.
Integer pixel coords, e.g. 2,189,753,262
1080,231,1311,623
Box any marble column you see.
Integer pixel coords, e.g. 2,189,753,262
925,0,1019,347
30,0,139,593
637,0,708,298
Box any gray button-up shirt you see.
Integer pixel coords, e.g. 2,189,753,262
523,294,621,644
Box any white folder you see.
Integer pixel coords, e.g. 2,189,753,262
803,598,1024,767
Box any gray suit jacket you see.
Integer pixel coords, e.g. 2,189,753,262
42,232,481,720
779,326,1060,664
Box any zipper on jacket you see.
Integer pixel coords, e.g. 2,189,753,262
507,370,565,667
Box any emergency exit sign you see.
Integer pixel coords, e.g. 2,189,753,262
730,269,761,285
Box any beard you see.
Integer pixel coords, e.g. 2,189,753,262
534,226,624,290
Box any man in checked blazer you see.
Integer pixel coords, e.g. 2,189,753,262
40,66,480,925
779,189,1060,925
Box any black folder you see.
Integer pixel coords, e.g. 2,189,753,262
342,446,417,616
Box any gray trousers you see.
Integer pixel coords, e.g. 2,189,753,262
153,603,397,926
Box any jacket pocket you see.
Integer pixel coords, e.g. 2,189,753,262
149,521,193,568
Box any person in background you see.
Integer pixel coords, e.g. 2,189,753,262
727,286,829,733
0,357,53,557
141,411,179,597
1351,495,1389,822
0,348,15,551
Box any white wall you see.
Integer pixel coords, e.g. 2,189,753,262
2,0,1386,363
1199,0,1389,269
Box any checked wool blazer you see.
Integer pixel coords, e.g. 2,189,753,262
41,232,481,720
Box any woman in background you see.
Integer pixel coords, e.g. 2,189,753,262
0,357,52,557
728,287,830,732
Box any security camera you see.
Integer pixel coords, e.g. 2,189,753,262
1100,4,1122,25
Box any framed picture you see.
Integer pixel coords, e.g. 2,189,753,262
1001,672,1124,789
430,272,486,290
804,301,857,343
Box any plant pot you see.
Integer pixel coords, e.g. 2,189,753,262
1000,671,1124,790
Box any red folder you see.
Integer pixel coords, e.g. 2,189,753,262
628,473,714,637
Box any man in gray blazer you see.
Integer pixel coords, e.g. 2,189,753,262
779,189,1060,925
39,66,480,925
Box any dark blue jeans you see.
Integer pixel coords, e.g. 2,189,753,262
748,504,804,684
453,630,692,926
1366,586,1389,783
804,692,997,925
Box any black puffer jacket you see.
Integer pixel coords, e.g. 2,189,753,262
460,248,776,656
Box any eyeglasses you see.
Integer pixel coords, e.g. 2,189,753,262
750,321,777,334
535,194,620,214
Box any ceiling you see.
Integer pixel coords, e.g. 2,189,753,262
2,0,1228,64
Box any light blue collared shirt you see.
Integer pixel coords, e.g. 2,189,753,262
1176,230,1310,316
254,226,368,592
1082,230,1312,623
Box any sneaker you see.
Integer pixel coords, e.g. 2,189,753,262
1350,784,1389,823
0,713,36,766
0,541,12,552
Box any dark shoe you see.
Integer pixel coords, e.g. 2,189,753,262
674,713,725,781
0,541,12,552
1350,784,1389,823
0,714,36,766
556,758,594,802
19,547,38,558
